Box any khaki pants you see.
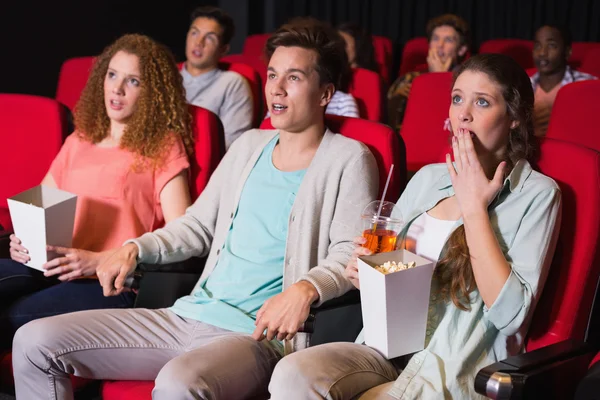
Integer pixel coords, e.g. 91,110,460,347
12,308,281,400
268,342,399,399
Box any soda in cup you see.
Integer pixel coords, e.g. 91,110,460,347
361,200,403,254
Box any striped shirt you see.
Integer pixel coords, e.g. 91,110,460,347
530,66,597,92
326,91,359,118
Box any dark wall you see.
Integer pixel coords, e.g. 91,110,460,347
2,0,599,99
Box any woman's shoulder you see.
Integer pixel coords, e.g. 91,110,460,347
523,168,561,194
61,131,91,150
411,163,449,183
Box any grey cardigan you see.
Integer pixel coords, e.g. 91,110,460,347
128,128,379,352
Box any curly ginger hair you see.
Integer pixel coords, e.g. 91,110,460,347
73,34,193,170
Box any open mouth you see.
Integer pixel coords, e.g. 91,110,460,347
271,104,288,113
109,100,124,110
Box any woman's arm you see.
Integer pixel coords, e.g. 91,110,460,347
159,170,192,223
463,211,511,308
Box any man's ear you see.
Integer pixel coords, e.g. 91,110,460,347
565,46,572,62
458,45,468,58
319,84,335,107
510,120,520,130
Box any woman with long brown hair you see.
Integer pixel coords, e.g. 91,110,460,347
0,33,193,349
269,53,562,399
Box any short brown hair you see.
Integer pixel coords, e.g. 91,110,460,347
426,13,470,50
265,17,347,90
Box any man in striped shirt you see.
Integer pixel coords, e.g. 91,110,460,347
530,24,597,137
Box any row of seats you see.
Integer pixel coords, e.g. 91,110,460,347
2,83,600,397
398,37,600,76
241,33,600,82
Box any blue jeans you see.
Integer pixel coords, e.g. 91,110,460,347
0,258,135,349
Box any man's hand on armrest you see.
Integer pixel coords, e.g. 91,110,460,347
97,243,139,297
252,281,319,342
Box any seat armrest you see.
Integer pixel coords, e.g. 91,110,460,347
475,339,598,399
131,257,206,309
136,256,206,274
301,290,361,333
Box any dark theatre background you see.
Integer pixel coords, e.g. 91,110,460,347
2,0,600,98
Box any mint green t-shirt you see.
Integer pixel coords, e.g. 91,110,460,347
170,135,306,335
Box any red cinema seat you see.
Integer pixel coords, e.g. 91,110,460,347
475,139,600,398
55,56,96,111
242,33,271,59
0,94,69,232
546,80,600,152
570,42,600,70
372,35,393,83
348,67,385,122
398,37,429,76
479,39,535,70
580,48,600,77
400,72,453,172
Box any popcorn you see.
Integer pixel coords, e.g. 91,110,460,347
374,260,417,274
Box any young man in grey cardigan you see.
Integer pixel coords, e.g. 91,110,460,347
12,18,379,400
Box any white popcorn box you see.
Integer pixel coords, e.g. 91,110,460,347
7,185,77,271
358,249,434,359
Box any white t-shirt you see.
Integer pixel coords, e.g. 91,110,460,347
405,211,457,264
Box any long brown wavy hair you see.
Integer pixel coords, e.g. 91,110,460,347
435,54,537,310
73,33,193,169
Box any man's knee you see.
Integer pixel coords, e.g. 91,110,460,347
269,350,317,397
153,358,212,400
12,318,60,372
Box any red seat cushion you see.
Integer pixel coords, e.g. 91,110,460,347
102,380,154,400
1,352,91,392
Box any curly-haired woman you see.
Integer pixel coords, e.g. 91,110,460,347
0,34,194,349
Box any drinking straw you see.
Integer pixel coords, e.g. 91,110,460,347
372,164,394,233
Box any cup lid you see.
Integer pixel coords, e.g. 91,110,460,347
361,200,402,223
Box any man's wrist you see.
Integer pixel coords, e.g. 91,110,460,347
123,243,140,262
296,280,320,304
